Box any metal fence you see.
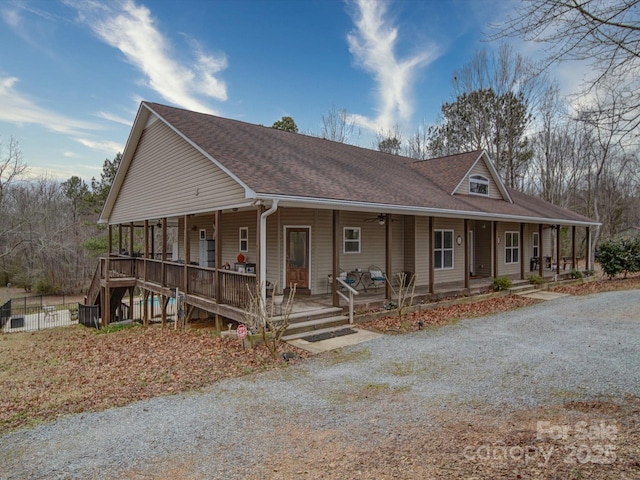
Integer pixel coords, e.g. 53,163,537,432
1,297,79,334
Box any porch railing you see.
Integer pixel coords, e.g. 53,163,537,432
336,276,358,324
96,256,256,310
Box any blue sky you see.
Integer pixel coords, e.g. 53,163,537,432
1,0,562,182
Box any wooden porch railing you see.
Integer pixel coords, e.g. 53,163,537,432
93,256,256,310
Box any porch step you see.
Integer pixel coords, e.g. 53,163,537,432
282,324,355,342
282,315,350,340
287,307,344,323
509,284,541,295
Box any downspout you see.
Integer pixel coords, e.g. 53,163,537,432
259,199,279,301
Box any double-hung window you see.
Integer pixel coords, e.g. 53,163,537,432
343,227,361,254
239,227,249,252
434,230,454,269
505,231,519,264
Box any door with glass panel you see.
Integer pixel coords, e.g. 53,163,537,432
285,227,309,292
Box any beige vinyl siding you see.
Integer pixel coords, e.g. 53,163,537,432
403,216,416,281
433,218,464,284
455,158,504,200
110,117,246,224
413,216,429,287
496,222,521,276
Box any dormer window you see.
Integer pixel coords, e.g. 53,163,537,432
469,174,489,195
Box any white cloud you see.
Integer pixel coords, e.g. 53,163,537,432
68,0,227,114
346,0,439,132
0,76,99,134
75,138,124,154
96,111,133,126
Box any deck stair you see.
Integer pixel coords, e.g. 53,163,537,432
281,307,350,341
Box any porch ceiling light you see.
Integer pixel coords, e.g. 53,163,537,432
377,214,385,226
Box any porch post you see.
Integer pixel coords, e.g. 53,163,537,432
556,225,561,276
108,224,113,255
385,214,392,300
144,220,149,258
161,218,167,285
571,225,576,271
538,224,544,277
332,210,340,307
493,221,498,278
215,211,222,303
586,226,591,271
464,219,470,289
129,222,134,256
428,216,434,294
118,224,123,254
520,223,525,280
183,215,190,294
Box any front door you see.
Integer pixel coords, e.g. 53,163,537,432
286,227,310,292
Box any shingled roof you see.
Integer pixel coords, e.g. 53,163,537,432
138,102,595,225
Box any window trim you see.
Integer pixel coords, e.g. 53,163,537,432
469,174,489,196
343,227,361,254
505,231,520,264
239,227,249,253
434,229,454,270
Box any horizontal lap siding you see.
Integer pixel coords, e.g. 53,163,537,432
110,118,246,224
433,218,464,284
455,159,504,200
496,222,521,276
414,217,429,287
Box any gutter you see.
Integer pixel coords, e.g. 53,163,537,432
258,199,279,300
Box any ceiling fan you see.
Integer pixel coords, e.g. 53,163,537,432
363,213,397,225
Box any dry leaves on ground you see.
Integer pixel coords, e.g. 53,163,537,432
0,326,308,433
361,295,538,333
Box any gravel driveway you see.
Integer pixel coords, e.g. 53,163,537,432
1,290,639,479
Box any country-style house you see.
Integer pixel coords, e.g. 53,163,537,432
87,101,598,327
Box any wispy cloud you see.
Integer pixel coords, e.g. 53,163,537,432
67,0,227,114
0,76,99,134
75,137,124,154
96,111,133,126
346,0,439,132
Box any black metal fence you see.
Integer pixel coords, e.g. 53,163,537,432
1,296,79,334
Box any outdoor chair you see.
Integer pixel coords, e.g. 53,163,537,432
339,269,356,289
368,265,386,289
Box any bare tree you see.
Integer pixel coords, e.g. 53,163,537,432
492,0,640,135
375,126,403,155
321,105,359,144
0,136,28,264
404,120,432,160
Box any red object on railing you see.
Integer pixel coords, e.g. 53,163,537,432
237,253,245,263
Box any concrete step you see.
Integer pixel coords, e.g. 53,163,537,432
278,307,343,324
282,322,353,341
282,315,350,339
509,284,539,294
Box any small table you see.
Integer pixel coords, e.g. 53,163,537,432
350,270,369,292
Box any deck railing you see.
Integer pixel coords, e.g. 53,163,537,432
97,256,256,309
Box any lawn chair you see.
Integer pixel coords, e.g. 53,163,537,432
368,265,386,289
339,269,356,289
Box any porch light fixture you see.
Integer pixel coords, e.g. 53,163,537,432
377,214,386,226
456,234,463,245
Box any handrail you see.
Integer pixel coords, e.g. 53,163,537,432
335,276,358,324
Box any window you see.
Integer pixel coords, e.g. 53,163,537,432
469,174,489,195
505,231,519,264
532,232,539,258
343,227,361,254
239,227,248,252
434,230,454,269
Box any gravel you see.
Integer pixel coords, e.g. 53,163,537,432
1,290,638,479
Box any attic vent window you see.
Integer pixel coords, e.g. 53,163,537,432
469,174,489,195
